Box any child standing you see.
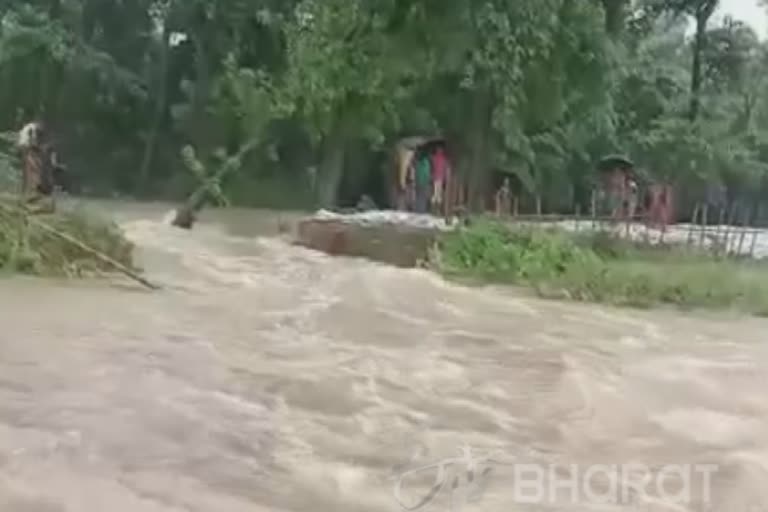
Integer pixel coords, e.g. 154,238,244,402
414,151,432,213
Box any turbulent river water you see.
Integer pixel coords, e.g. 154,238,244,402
0,200,767,512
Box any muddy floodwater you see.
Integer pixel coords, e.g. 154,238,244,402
0,200,767,512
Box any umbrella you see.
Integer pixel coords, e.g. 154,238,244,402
398,136,446,151
597,154,634,172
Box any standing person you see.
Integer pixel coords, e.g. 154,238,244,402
397,146,415,210
406,154,416,211
38,125,61,196
430,146,447,211
18,121,38,151
17,121,58,210
608,168,626,220
495,177,511,216
414,150,432,213
18,121,43,199
627,177,639,220
443,151,453,218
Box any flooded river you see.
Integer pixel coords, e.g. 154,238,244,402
0,201,767,512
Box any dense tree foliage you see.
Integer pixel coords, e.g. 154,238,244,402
1,0,767,219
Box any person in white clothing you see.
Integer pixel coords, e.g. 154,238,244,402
18,121,41,149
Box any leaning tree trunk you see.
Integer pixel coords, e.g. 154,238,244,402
171,185,210,230
172,141,259,229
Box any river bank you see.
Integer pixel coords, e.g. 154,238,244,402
434,220,768,316
6,199,768,317
295,210,768,316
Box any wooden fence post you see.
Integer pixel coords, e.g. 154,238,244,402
698,203,709,250
688,204,700,246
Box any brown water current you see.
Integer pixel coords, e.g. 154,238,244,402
0,201,767,512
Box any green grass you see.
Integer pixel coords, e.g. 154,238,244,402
0,203,136,278
433,220,768,315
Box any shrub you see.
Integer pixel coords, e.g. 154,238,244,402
0,204,136,277
434,220,768,315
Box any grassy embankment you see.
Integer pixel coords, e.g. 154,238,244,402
0,200,136,278
433,220,768,315
0,137,135,279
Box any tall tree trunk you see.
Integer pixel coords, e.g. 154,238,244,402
467,89,493,212
740,92,757,133
689,2,717,122
138,31,170,194
316,127,346,209
689,19,705,121
190,33,211,150
601,0,628,38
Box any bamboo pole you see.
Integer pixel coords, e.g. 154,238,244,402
698,203,708,250
31,216,160,290
736,208,750,257
715,207,725,256
724,205,739,255
749,228,759,258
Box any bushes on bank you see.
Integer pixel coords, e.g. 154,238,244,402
434,220,768,315
436,221,602,283
0,205,135,277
